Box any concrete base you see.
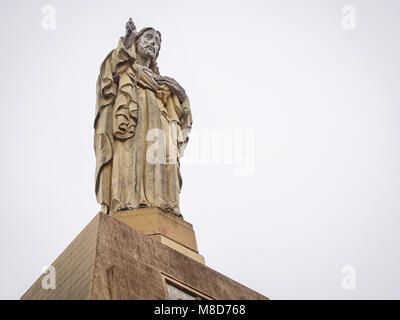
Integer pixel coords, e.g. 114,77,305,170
112,207,205,264
21,212,268,300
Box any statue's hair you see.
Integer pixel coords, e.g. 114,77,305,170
134,27,162,75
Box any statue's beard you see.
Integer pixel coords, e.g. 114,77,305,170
138,46,156,61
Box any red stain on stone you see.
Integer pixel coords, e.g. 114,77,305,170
160,226,168,236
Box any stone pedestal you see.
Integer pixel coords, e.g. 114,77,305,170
21,212,268,300
112,207,205,264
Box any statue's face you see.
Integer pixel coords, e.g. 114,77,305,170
136,29,161,61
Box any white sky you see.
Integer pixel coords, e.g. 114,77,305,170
0,0,399,299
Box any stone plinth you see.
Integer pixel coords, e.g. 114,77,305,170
112,207,204,264
21,213,268,300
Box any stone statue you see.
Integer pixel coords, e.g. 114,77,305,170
94,18,193,218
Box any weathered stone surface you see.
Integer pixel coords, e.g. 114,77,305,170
21,216,99,300
21,213,268,300
112,207,205,264
95,19,192,217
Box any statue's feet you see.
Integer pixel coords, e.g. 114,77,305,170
161,207,184,219
101,204,110,214
117,206,134,212
113,205,184,219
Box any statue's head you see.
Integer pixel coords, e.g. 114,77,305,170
134,27,162,65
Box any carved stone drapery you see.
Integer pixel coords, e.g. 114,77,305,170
94,26,192,217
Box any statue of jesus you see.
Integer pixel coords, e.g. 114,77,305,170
94,18,192,217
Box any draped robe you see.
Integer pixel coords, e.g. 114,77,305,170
94,38,192,216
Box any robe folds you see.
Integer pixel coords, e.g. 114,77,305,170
94,38,192,216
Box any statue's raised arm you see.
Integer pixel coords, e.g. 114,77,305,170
123,18,137,49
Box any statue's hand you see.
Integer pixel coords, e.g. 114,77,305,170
123,18,137,49
155,76,187,104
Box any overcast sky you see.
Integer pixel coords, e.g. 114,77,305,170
0,0,399,299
